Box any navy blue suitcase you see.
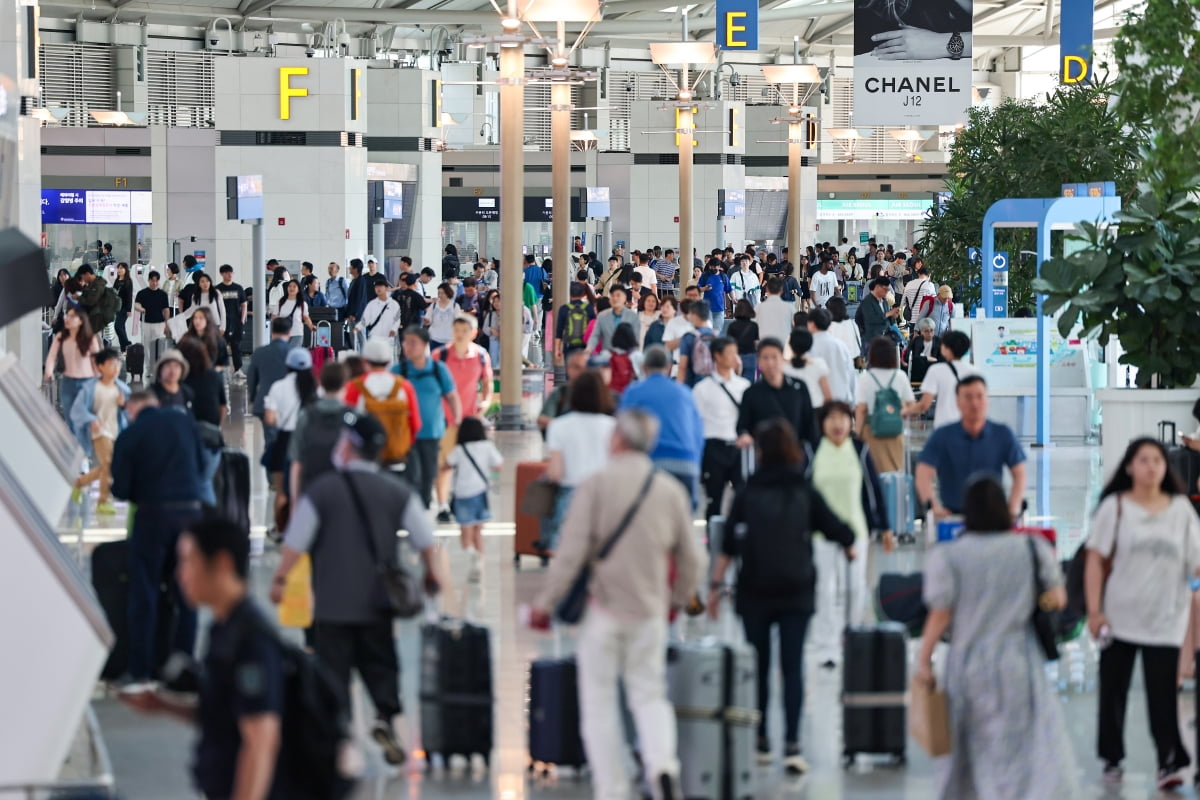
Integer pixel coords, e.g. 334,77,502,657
528,658,587,772
842,621,908,766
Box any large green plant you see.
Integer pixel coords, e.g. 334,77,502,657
919,83,1141,311
1031,0,1200,389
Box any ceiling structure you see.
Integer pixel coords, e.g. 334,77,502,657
36,0,1144,66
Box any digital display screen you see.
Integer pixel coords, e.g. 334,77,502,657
442,196,583,222
226,175,263,221
42,190,153,225
584,186,611,219
381,180,403,220
718,189,745,218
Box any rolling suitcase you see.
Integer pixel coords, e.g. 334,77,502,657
92,539,175,681
212,449,251,536
668,641,757,800
875,573,926,636
514,461,550,567
879,472,916,537
843,559,907,769
125,343,146,382
419,618,493,767
306,307,345,350
528,657,587,773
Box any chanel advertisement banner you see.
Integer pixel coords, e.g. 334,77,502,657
853,0,973,125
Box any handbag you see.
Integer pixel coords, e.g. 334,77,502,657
556,468,657,624
908,674,951,757
343,473,423,619
1027,536,1060,661
196,419,225,450
520,477,560,518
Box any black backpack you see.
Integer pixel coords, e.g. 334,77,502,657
298,405,350,487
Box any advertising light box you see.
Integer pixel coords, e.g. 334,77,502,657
41,190,153,225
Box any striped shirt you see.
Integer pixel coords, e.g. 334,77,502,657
652,258,677,284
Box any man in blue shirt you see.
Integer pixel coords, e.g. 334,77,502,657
325,261,349,314
916,374,1028,517
523,254,549,302
697,258,731,318
619,345,705,508
394,326,463,507
111,390,208,681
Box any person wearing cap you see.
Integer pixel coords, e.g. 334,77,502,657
344,339,422,480
356,277,403,344
392,273,428,330
365,255,380,278
270,410,439,767
264,347,318,531
111,389,208,683
151,348,195,414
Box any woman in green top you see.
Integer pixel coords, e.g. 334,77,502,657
807,401,894,668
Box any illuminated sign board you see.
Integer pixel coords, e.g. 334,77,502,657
716,0,758,50
226,175,264,221
41,190,153,225
279,67,309,120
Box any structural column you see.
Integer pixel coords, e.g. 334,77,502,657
677,69,694,281
551,79,571,382
788,120,802,260
498,44,526,428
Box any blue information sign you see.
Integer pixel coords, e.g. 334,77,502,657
991,251,1009,317
41,190,88,224
716,0,758,50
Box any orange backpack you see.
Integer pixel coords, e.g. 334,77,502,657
353,376,413,464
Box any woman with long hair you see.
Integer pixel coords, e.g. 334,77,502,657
44,306,99,443
1085,438,1200,789
264,348,318,532
180,271,227,332
708,418,856,775
112,262,134,352
266,266,290,309
480,289,502,368
726,299,760,379
916,476,1076,799
302,274,328,307
181,306,230,371
274,279,314,346
854,336,917,472
51,268,71,306
785,328,832,407
177,337,225,504
162,262,183,314
426,283,458,350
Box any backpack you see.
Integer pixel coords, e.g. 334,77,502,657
609,351,635,394
868,371,904,437
298,404,349,486
563,302,589,348
781,276,799,303
353,376,413,464
734,483,816,597
689,332,716,378
98,287,121,326
902,280,929,323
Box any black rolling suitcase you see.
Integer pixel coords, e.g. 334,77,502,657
842,619,908,766
420,619,493,767
92,539,175,681
125,343,146,382
528,657,587,773
212,448,251,535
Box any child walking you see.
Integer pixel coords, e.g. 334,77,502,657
444,417,503,583
71,348,131,514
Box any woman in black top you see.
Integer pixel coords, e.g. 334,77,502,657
725,299,760,379
181,307,230,371
708,418,855,775
51,268,71,306
113,262,134,352
177,336,227,428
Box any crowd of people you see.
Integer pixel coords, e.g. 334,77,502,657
39,235,1200,800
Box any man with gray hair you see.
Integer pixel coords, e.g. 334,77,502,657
532,408,702,800
618,345,706,508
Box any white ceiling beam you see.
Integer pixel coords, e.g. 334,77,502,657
238,0,284,16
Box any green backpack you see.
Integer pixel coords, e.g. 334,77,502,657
868,371,904,437
563,302,589,349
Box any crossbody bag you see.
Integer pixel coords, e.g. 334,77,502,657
343,473,423,618
452,444,491,510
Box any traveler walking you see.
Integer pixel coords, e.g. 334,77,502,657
807,308,856,404
45,306,100,442
134,270,172,361
217,265,247,374
112,263,133,352
755,277,793,349
180,272,227,334
619,345,704,507
725,300,759,379
736,338,820,450
1085,438,1200,789
246,318,296,424
587,285,640,354
825,298,862,364
288,362,352,510
860,278,900,353
111,390,207,682
708,417,856,775
903,318,940,385
394,327,462,509
916,375,1027,518
325,262,350,315
272,280,313,346
537,348,589,431
917,477,1077,800
530,408,702,800
69,348,130,514
341,339,421,481
151,348,195,414
345,259,371,338
432,314,493,521
692,337,750,521
555,282,596,360
263,348,318,531
271,411,440,766
356,277,402,344
75,265,118,345
677,302,718,387
911,330,977,428
784,329,832,408
445,416,503,582
181,307,230,371
426,284,458,350
855,337,917,473
177,337,226,501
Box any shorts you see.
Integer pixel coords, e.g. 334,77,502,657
438,425,459,469
451,491,492,526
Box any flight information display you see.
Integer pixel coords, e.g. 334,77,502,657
42,190,153,225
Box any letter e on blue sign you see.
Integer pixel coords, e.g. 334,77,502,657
717,0,758,51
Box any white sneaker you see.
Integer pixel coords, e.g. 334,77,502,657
784,752,810,776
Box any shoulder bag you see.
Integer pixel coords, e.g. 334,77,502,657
1027,536,1060,661
343,472,423,618
556,468,657,624
452,444,491,511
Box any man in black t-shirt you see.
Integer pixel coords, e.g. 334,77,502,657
218,264,248,373
121,515,286,800
134,270,171,377
392,272,428,330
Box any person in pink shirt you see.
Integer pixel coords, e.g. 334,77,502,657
432,314,493,522
45,306,100,445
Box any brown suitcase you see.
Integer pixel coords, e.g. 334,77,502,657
514,461,550,568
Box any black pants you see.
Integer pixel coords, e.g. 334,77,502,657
115,311,130,350
742,609,810,745
1097,639,1190,771
407,438,441,508
701,439,742,521
224,328,243,372
313,619,402,721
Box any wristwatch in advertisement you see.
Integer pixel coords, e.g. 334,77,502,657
947,32,965,60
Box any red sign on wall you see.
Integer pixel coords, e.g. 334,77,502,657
277,217,286,226
345,228,350,240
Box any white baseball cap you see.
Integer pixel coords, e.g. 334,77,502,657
363,338,393,365
366,255,378,263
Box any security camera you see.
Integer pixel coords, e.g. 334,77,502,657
209,37,220,47
729,72,741,87
305,46,316,57
624,78,634,93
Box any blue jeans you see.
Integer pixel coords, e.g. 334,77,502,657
739,353,758,382
127,504,201,680
199,446,220,506
489,337,501,371
741,608,811,745
539,485,575,551
660,466,699,511
60,376,95,444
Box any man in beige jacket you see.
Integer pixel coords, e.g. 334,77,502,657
532,408,702,800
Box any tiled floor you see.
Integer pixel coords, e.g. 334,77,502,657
66,383,1200,799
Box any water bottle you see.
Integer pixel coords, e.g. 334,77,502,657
1095,623,1114,650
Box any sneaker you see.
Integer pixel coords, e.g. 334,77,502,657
783,746,810,776
371,718,407,766
436,509,453,524
95,501,116,516
655,772,680,800
756,737,772,766
1101,763,1123,784
1157,768,1183,791
70,488,84,505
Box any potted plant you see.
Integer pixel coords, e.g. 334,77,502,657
1032,0,1200,470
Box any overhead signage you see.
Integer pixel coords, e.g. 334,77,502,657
279,66,309,121
370,180,404,221
443,196,584,222
716,0,758,50
852,0,973,125
1060,0,1094,84
718,189,745,218
816,198,932,220
41,190,153,225
583,187,611,219
991,251,1008,317
226,175,263,221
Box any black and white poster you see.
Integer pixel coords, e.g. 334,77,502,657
853,0,973,125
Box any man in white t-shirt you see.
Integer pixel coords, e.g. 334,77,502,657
729,257,761,307
754,276,793,346
811,260,839,308
635,253,659,294
901,262,937,325
912,330,978,428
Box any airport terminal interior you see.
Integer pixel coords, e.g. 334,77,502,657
2,0,1199,796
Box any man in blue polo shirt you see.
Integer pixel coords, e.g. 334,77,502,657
697,258,731,319
916,374,1027,518
395,326,463,508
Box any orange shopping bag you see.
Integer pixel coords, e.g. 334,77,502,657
277,555,313,629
